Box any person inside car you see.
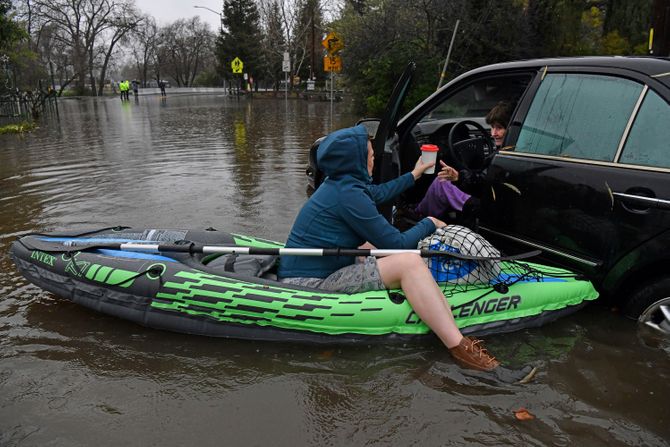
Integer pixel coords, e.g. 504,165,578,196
415,101,513,223
278,124,501,372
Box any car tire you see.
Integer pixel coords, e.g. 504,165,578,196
624,277,670,335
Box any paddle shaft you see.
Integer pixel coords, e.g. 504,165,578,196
122,242,435,257
59,241,540,261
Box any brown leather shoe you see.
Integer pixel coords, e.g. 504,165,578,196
449,336,500,371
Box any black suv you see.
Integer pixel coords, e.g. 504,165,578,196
307,57,670,333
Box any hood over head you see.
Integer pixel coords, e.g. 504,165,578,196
316,125,370,182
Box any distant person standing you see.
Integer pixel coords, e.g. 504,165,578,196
158,80,166,97
121,80,130,101
123,80,130,101
131,80,139,99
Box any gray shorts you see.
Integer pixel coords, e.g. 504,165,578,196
280,257,385,294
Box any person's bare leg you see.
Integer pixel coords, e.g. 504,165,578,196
376,253,501,372
376,253,463,348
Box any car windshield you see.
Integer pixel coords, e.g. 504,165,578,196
422,74,532,122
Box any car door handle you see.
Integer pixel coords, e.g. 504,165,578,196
613,191,670,211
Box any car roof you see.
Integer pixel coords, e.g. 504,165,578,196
451,56,670,86
459,56,670,77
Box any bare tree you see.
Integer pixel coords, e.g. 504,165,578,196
257,0,285,89
124,14,160,86
34,22,71,92
16,0,77,93
160,17,214,87
94,2,143,95
27,0,142,95
257,0,325,88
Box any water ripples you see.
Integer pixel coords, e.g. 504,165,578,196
1,95,668,446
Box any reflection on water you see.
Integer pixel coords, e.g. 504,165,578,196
0,95,357,241
0,95,668,446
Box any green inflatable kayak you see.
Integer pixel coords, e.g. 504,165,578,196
10,226,599,343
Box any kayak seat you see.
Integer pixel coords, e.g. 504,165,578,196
205,253,278,279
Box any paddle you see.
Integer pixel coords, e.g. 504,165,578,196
21,238,541,262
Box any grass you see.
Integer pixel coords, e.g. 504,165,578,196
0,121,36,135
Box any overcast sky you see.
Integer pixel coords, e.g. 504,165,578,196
137,0,223,31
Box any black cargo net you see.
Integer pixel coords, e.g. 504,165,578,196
417,226,574,298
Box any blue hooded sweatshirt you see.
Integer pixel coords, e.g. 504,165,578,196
278,124,436,279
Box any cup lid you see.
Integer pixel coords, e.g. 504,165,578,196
420,144,439,152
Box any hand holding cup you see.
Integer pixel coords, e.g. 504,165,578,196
412,155,436,180
420,144,439,174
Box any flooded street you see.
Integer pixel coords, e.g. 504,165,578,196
1,94,668,446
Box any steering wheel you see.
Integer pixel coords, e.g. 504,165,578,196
447,120,496,171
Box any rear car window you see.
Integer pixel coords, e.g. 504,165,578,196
620,89,670,169
515,74,643,161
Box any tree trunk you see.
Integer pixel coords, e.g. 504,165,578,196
142,46,149,87
73,42,87,95
89,69,97,96
652,0,670,56
190,54,200,86
97,32,128,96
88,44,97,96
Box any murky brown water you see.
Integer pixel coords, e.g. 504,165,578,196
1,94,668,446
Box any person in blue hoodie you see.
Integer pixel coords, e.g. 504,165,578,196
278,124,499,372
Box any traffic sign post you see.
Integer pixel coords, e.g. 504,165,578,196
282,52,290,101
282,52,290,73
322,31,344,127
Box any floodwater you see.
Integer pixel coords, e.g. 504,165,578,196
1,94,668,446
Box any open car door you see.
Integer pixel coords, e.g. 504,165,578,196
370,62,416,220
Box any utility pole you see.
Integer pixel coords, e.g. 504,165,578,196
437,19,460,90
651,0,670,56
311,1,315,80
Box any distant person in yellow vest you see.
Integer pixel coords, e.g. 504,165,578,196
121,80,130,101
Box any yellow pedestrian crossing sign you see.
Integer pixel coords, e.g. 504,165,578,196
231,57,244,74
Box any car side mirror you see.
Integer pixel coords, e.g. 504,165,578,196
356,118,380,139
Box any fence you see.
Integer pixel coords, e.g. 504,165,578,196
0,88,58,122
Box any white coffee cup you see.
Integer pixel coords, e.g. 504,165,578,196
420,144,439,174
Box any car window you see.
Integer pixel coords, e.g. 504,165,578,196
619,89,670,169
515,74,643,161
421,75,531,121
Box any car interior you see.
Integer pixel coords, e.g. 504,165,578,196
391,74,534,229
